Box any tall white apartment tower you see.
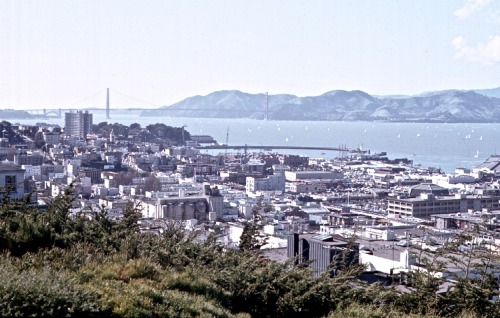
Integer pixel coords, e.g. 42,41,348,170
64,111,93,139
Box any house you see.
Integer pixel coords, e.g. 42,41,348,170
0,162,26,201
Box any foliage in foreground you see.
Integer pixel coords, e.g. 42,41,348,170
0,190,499,318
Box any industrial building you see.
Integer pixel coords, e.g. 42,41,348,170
287,233,358,276
144,185,224,222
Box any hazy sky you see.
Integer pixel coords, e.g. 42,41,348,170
1,0,499,109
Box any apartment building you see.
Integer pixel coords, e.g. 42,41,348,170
64,111,92,139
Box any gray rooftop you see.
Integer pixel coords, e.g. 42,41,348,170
475,156,500,171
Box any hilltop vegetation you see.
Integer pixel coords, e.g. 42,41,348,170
0,109,34,119
0,189,498,317
92,122,190,145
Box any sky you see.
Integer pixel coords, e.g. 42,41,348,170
1,0,500,109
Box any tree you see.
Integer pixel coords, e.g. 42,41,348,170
441,225,500,317
92,201,143,260
117,201,142,235
239,200,268,251
388,224,500,317
142,176,161,192
129,123,141,131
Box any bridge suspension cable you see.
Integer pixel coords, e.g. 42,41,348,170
109,88,162,108
67,89,107,108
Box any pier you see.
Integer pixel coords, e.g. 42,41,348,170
196,144,351,152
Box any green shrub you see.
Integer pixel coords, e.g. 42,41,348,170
0,256,111,317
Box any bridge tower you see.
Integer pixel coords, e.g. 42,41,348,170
106,88,110,119
264,92,269,120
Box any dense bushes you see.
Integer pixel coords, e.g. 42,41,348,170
0,256,110,317
0,190,499,317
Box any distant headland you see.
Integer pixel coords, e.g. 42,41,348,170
140,87,500,122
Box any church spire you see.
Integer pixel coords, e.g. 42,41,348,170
109,128,116,143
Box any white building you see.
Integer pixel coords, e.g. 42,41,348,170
22,165,41,179
246,175,285,194
431,174,477,189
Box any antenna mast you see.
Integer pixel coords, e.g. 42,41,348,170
225,127,229,155
224,127,229,166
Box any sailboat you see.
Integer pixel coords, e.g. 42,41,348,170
474,150,479,158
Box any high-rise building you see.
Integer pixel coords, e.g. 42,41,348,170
64,111,93,139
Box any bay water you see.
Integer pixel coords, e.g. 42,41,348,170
14,109,500,174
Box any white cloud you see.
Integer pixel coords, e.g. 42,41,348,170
452,35,500,64
454,0,492,19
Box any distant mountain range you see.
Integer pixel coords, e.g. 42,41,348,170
141,88,500,122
